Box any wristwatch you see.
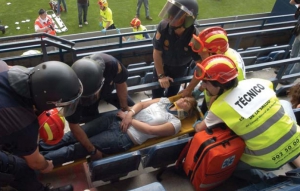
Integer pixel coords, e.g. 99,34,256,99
90,147,97,156
158,73,165,79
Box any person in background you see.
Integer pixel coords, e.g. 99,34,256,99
0,60,80,191
279,0,300,85
34,9,56,36
41,96,199,165
152,0,201,98
136,0,152,20
77,0,89,28
127,18,150,41
193,55,300,183
98,0,115,33
181,26,246,114
56,0,67,17
39,52,135,161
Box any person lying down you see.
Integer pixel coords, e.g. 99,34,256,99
40,96,200,166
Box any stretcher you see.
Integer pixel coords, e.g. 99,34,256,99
46,10,68,33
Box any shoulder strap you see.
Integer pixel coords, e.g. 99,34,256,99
175,139,192,169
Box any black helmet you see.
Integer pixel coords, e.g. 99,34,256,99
29,61,82,116
159,0,198,28
72,54,105,106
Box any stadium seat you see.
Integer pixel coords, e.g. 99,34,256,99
128,182,166,191
89,151,142,182
127,75,142,87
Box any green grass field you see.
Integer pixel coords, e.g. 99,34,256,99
0,0,276,37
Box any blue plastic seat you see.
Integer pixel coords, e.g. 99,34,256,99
89,151,141,182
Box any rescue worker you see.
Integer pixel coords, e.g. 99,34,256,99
181,26,246,113
40,53,135,161
127,18,150,41
193,55,300,182
98,0,115,32
0,60,80,190
152,0,201,98
34,9,56,36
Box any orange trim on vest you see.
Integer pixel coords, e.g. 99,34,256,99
35,15,56,36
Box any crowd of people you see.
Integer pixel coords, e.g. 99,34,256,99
2,0,300,190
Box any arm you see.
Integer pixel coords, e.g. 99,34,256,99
194,120,207,132
153,48,173,88
115,82,129,110
35,25,48,33
132,120,175,136
180,70,201,97
118,98,160,131
23,147,53,173
69,122,102,160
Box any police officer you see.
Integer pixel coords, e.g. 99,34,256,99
40,53,135,163
193,55,300,182
0,60,80,190
152,0,201,98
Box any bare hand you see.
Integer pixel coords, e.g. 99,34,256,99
40,160,54,174
90,150,103,161
117,110,132,132
159,76,174,88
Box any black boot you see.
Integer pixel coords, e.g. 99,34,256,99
0,25,5,34
45,184,73,191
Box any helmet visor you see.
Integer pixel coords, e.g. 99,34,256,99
158,0,194,27
189,34,203,53
194,63,206,80
79,78,105,106
46,80,83,117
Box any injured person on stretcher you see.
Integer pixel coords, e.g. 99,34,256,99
40,96,200,166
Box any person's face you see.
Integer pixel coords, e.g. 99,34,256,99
175,97,193,111
40,13,47,20
201,80,220,96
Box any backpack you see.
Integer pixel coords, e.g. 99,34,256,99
176,124,245,191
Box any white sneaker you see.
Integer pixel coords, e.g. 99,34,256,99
84,21,88,25
79,25,82,28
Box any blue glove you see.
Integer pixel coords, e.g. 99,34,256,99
192,89,202,99
116,28,120,34
193,119,202,129
127,37,132,41
101,29,106,33
99,22,103,27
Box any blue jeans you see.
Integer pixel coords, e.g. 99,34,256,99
0,151,45,191
77,3,88,25
285,35,300,83
136,0,150,17
41,112,134,166
57,0,67,15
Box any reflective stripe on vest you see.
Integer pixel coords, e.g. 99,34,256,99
204,48,246,109
210,78,300,169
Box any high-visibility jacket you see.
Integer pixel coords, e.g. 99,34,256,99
100,7,114,29
204,48,246,109
133,25,147,40
210,78,300,170
35,15,56,36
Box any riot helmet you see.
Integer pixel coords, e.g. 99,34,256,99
29,61,82,116
159,0,198,29
72,54,105,106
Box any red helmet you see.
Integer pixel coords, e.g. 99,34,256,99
189,27,229,54
130,18,141,27
38,108,65,145
98,0,108,7
194,55,238,84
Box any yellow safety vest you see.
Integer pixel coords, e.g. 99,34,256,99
210,78,300,169
204,48,246,109
100,7,114,28
133,25,147,40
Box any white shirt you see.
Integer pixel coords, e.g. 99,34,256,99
127,98,181,144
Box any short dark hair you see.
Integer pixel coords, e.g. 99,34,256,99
38,9,45,15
